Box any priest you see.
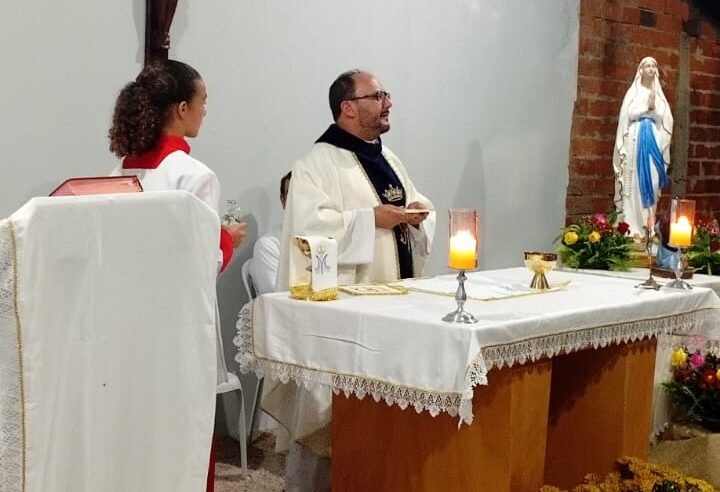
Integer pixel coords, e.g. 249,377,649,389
277,69,436,290
270,69,435,492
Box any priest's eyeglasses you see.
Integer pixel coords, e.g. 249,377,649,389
347,91,391,103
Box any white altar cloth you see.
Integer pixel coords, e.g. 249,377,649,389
236,268,720,427
0,191,219,492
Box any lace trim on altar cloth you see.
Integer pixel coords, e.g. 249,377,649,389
0,219,25,492
234,301,720,426
233,303,466,420
474,308,720,373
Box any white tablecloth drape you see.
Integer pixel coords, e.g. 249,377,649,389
236,268,720,431
1,191,219,492
556,267,720,437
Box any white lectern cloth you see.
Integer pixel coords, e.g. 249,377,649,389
236,268,720,431
0,191,219,492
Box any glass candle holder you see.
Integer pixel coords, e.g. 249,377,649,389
443,209,479,323
666,198,696,290
447,209,478,270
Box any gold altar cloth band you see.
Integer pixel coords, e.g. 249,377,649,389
5,218,27,492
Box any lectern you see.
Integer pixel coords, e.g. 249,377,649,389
0,191,219,492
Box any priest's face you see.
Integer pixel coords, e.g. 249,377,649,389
352,73,392,139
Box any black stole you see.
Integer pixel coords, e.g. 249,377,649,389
316,124,413,279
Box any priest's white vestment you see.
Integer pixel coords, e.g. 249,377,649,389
277,142,436,290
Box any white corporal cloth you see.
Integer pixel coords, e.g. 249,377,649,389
236,267,720,435
0,191,219,492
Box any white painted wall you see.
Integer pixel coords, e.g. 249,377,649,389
170,0,579,438
1,0,579,439
0,1,144,212
170,0,579,274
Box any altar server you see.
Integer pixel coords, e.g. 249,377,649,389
109,59,246,270
108,59,245,492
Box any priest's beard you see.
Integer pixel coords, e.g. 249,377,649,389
358,113,390,139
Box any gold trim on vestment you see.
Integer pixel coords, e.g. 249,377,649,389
8,219,27,492
351,153,402,282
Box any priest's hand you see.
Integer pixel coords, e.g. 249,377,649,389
374,204,407,229
223,222,247,248
405,202,429,228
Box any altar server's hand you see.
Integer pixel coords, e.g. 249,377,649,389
223,222,247,248
374,204,407,229
405,202,430,228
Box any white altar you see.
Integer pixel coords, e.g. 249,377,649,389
236,267,720,491
0,191,219,492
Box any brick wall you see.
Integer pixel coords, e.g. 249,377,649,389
568,0,720,224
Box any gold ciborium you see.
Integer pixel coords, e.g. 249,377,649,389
523,251,557,290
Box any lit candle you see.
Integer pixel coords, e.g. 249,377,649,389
449,230,477,270
669,215,693,247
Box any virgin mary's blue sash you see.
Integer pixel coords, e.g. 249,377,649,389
637,117,668,209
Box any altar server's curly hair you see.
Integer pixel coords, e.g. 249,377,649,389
329,69,362,121
109,60,201,157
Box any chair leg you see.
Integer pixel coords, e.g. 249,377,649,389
249,377,265,441
237,388,248,473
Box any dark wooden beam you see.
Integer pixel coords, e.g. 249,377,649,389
144,0,179,66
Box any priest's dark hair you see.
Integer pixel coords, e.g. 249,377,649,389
329,69,362,121
109,59,201,157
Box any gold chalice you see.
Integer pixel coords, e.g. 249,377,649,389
523,251,557,290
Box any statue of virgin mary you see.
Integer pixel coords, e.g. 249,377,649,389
613,56,673,237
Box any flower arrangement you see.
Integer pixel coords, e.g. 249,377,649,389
540,456,714,491
687,218,720,275
557,212,634,271
662,342,720,432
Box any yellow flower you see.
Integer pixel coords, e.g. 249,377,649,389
588,231,601,243
717,368,720,380
671,348,687,367
564,231,579,245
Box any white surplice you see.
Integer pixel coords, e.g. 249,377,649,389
110,150,221,212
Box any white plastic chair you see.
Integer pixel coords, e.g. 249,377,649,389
239,258,265,442
241,258,256,300
216,372,248,473
215,307,248,474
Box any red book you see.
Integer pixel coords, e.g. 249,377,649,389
50,176,143,196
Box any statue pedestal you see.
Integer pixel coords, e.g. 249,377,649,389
629,251,655,268
650,266,693,279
